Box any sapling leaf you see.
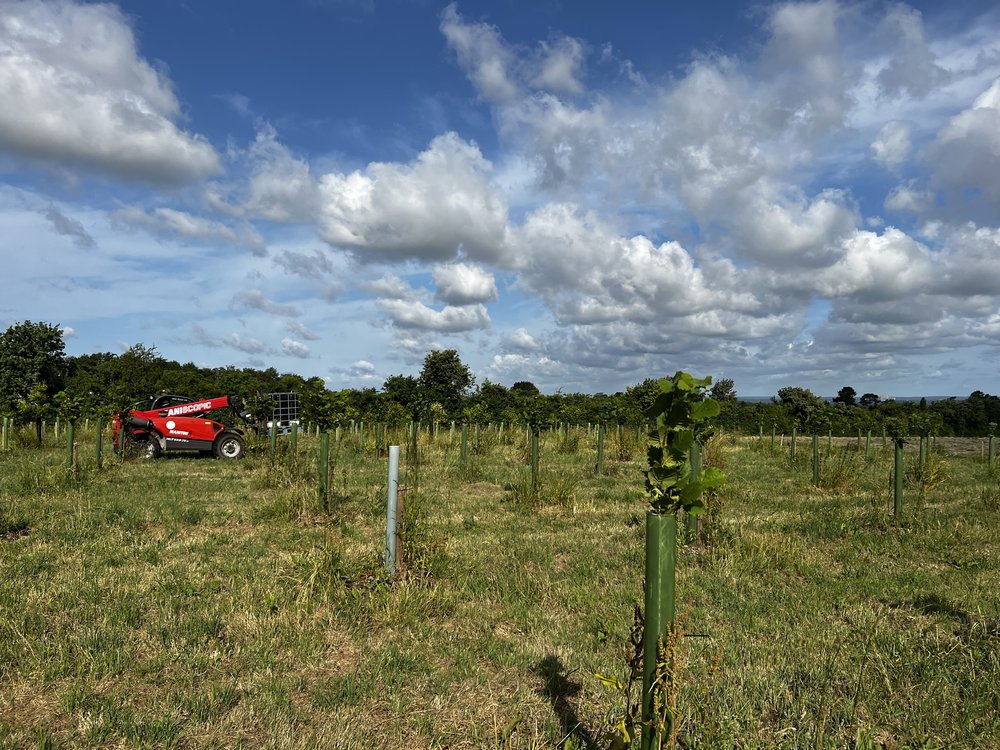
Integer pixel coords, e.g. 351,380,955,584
646,393,672,419
673,431,694,454
691,399,721,421
667,400,688,426
643,371,725,514
679,482,703,505
656,378,675,393
699,467,726,489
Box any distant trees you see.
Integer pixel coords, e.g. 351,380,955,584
100,344,166,413
511,381,540,396
418,349,474,420
833,386,857,406
0,321,67,444
8,326,1000,439
382,375,422,419
626,378,661,415
710,378,737,401
776,386,825,430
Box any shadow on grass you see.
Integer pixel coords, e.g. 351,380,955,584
533,654,598,749
911,593,972,625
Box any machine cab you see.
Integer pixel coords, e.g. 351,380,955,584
149,394,199,414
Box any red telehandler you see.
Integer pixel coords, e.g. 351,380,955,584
113,393,256,459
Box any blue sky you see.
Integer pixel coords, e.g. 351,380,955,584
3,0,1000,397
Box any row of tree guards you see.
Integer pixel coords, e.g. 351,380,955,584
0,417,996,472
762,423,997,464
764,425,996,522
0,417,108,473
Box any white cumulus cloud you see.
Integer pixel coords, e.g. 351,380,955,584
432,262,498,305
928,77,1000,216
378,298,490,332
316,133,508,263
503,327,539,351
440,3,518,103
871,121,913,168
281,338,310,358
0,0,220,182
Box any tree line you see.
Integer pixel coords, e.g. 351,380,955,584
2,321,998,439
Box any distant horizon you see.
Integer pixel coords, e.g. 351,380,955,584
738,395,971,403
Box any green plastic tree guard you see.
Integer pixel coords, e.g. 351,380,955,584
812,433,820,486
66,421,75,470
319,433,330,511
530,428,540,492
894,439,904,520
687,442,701,541
641,511,677,750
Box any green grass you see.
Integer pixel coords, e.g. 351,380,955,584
0,427,997,748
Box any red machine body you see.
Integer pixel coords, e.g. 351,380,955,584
113,393,254,459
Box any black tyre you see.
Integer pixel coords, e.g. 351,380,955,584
144,438,161,460
214,432,245,460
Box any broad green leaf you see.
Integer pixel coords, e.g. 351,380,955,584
700,467,726,488
691,399,721,420
656,378,675,394
674,430,694,452
664,403,687,428
645,392,673,418
679,482,702,505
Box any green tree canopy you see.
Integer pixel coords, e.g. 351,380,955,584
510,381,540,396
859,392,881,409
710,377,738,401
0,320,67,443
418,349,474,420
833,386,857,406
0,321,67,411
776,386,825,430
382,374,422,419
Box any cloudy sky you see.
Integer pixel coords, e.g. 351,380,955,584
3,0,1000,397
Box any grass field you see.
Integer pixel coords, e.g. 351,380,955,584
1,426,998,749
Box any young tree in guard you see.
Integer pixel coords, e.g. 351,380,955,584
885,417,907,520
640,373,725,749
